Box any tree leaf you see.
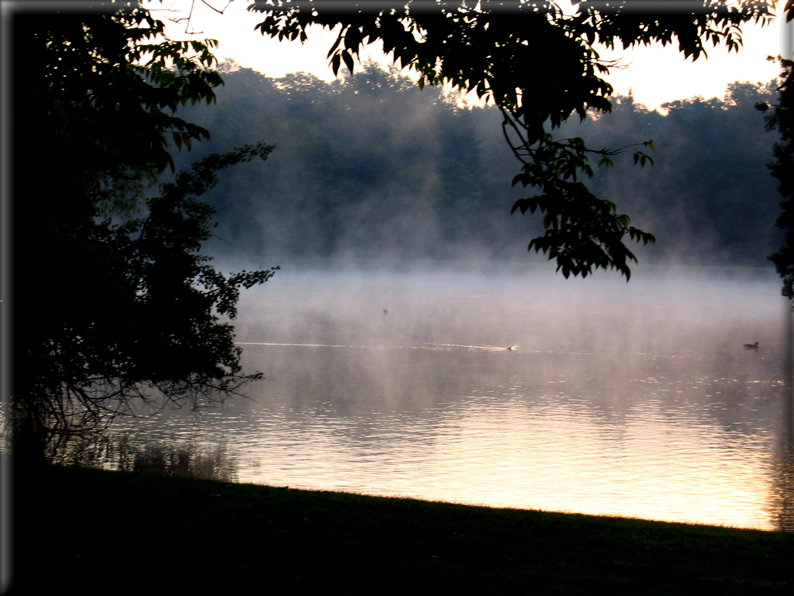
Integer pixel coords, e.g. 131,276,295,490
342,50,354,74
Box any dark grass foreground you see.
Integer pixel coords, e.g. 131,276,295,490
10,465,794,594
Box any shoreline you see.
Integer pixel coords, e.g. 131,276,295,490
9,464,794,593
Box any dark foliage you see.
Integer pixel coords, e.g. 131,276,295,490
12,5,276,458
760,58,794,298
250,0,777,277
173,64,779,268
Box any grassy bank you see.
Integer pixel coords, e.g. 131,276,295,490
10,465,794,594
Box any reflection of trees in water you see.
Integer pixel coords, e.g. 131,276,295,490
52,433,238,483
0,401,8,456
772,303,794,532
774,438,794,532
773,389,794,532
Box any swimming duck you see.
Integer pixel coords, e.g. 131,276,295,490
744,342,759,350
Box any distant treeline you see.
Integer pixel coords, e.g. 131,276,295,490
173,62,781,267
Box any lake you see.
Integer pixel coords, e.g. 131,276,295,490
111,261,794,531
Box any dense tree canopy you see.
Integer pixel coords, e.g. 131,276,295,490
13,4,276,458
760,57,794,297
250,0,778,278
173,63,778,267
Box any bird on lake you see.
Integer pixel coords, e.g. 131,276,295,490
507,345,519,352
383,309,388,315
744,342,759,350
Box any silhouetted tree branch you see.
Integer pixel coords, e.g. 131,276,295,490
759,56,794,298
250,0,776,278
13,3,277,461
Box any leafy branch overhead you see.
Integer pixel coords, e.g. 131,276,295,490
251,0,776,277
509,129,656,279
24,6,225,177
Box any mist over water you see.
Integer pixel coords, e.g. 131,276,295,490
113,261,793,530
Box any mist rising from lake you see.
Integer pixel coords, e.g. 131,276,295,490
114,262,794,530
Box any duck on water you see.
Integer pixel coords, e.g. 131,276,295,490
744,342,759,350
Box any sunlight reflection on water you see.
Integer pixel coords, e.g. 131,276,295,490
111,265,794,530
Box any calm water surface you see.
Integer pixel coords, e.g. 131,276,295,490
114,264,794,531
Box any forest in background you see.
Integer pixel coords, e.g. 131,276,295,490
172,61,782,267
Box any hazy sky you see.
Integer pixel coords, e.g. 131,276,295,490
146,0,793,111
